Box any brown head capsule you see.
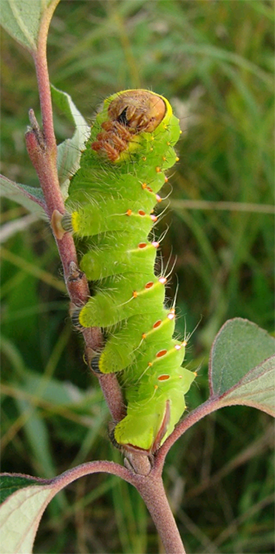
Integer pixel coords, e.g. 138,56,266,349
92,90,166,161
108,90,166,133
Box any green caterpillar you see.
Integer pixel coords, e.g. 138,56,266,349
63,90,195,454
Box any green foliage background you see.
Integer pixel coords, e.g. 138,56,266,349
1,1,274,553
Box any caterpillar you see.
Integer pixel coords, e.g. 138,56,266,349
62,90,195,454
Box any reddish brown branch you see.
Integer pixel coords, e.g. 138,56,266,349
154,397,222,473
25,3,123,425
135,475,186,554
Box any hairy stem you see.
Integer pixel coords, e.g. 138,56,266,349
25,3,123,423
155,396,223,473
136,475,186,554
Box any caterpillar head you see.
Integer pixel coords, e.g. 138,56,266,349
92,90,167,162
108,90,166,133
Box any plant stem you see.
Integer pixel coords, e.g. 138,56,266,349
56,463,187,553
136,475,186,554
155,396,223,473
25,2,124,423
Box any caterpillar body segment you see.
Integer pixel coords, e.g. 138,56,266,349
80,233,158,280
116,366,195,452
98,308,176,374
70,199,156,238
78,272,166,328
65,89,195,454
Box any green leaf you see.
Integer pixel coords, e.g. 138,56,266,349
0,474,41,504
220,355,275,416
0,475,55,554
0,461,130,554
1,86,89,212
0,0,57,52
209,318,275,415
0,175,46,219
51,85,90,199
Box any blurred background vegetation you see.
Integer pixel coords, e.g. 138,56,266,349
1,1,274,553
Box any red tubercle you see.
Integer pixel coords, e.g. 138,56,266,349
141,183,154,194
145,281,154,289
157,374,170,381
156,349,167,358
153,320,162,329
138,209,146,216
138,242,147,249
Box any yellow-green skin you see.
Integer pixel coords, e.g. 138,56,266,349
66,90,195,453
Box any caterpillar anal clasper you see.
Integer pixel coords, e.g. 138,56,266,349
65,89,195,454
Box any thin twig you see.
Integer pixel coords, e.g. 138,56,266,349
24,2,123,424
136,476,186,554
